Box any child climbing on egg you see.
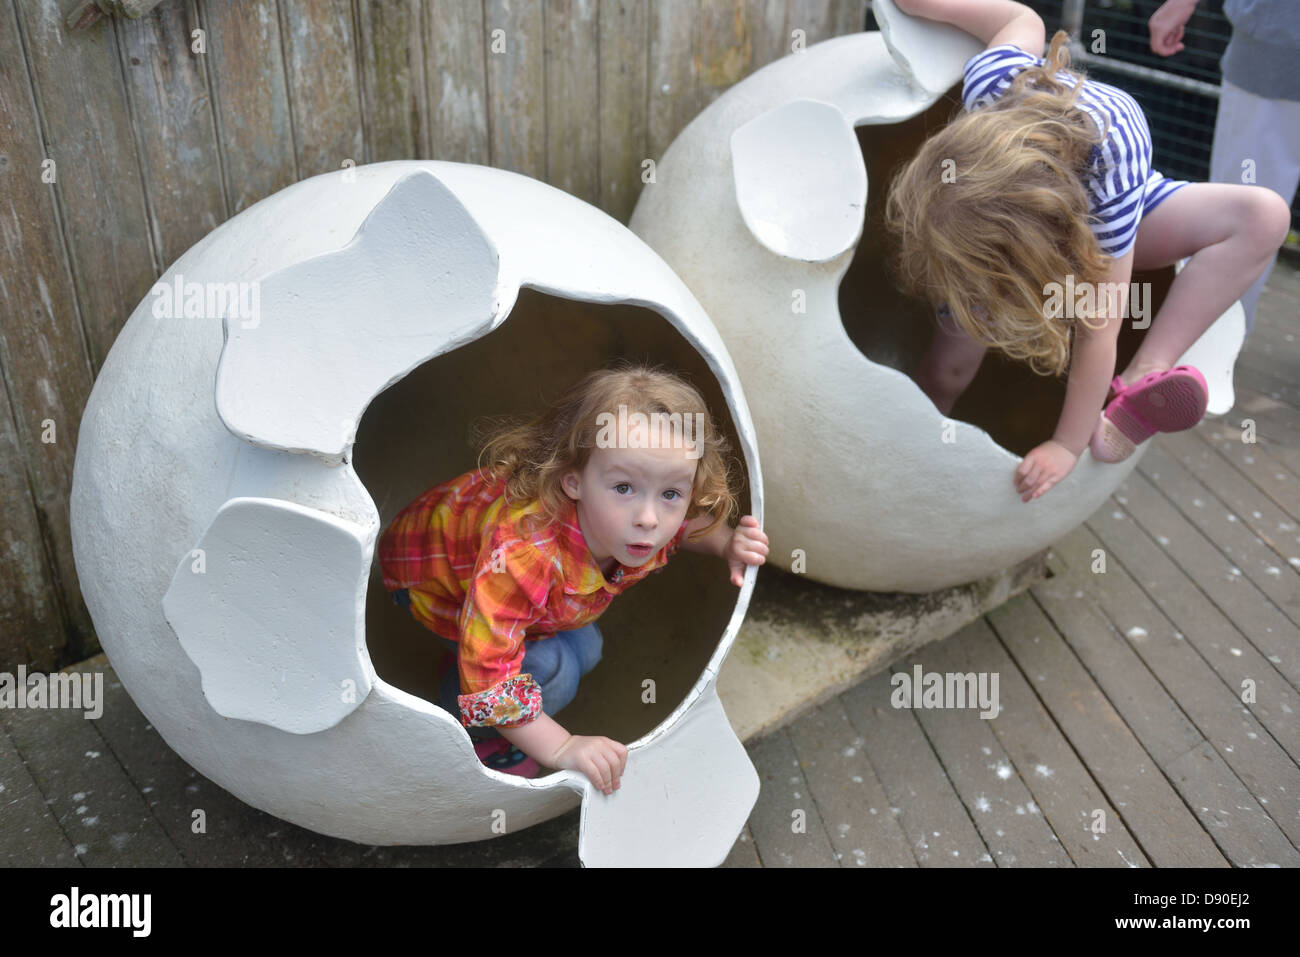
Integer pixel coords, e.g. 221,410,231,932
883,0,1290,501
377,361,768,795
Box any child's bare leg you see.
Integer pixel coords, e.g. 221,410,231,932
1118,182,1290,388
914,318,987,415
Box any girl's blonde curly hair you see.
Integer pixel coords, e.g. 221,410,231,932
884,29,1113,377
470,360,739,545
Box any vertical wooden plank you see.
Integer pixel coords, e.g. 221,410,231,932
787,0,838,46
647,0,697,163
483,0,545,177
355,0,430,161
0,1,65,671
198,0,297,213
2,0,103,668
0,365,62,670
14,0,157,366
833,0,868,36
278,0,364,178
648,0,800,161
745,0,790,71
697,0,748,110
597,0,649,222
545,0,599,204
116,0,227,269
425,0,488,164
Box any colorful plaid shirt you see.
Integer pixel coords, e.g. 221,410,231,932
377,467,689,729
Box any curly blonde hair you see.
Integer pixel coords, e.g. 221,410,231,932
471,360,739,545
883,30,1113,376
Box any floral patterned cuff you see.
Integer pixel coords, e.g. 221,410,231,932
458,673,542,728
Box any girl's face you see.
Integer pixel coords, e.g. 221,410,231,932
561,424,697,577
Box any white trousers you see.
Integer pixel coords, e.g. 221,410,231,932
1209,79,1300,335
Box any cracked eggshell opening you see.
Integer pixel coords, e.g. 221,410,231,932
630,30,1243,592
70,162,761,859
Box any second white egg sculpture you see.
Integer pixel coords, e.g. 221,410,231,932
630,6,1244,592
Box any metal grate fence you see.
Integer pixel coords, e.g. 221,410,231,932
1031,0,1299,233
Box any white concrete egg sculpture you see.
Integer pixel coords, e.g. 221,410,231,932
69,162,763,867
630,1,1244,592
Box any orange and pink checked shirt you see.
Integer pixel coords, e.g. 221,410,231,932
377,467,688,729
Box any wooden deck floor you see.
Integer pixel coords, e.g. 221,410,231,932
3,261,1296,869
726,259,1300,868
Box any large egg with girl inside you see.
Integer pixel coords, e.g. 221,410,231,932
69,162,762,866
629,0,1246,592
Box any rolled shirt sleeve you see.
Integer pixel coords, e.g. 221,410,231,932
454,538,550,728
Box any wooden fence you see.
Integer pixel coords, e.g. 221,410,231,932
0,0,869,670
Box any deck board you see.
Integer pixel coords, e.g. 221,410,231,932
1136,443,1300,632
785,696,919,867
905,624,1072,866
990,593,1228,867
839,674,995,867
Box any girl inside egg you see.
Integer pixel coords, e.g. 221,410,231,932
379,361,769,794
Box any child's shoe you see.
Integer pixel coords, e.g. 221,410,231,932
1091,366,1208,463
473,738,541,778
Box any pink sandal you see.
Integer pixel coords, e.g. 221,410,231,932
1091,366,1208,464
473,738,541,778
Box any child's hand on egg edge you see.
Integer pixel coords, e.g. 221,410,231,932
1015,440,1079,502
725,516,769,586
552,734,628,795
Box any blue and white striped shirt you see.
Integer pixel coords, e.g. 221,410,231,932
962,45,1183,259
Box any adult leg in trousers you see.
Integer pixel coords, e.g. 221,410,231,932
1209,80,1300,336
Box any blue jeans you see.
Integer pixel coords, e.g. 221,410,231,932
392,588,603,741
